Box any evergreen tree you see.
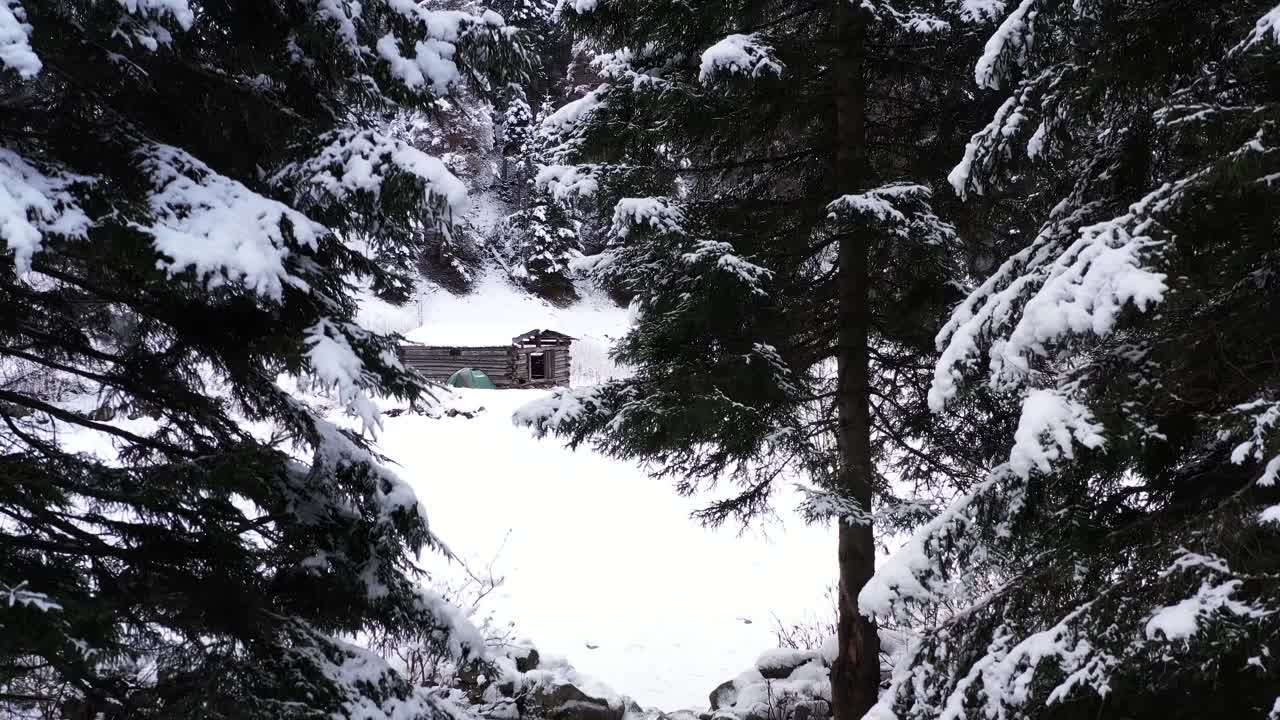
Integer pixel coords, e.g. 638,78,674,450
863,2,1280,718
513,3,988,717
486,0,584,301
0,1,519,717
501,200,582,301
501,100,584,301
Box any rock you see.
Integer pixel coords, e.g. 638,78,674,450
554,700,621,720
709,681,737,711
497,680,517,698
482,701,521,720
513,646,541,673
536,683,592,708
790,700,828,720
529,683,623,720
754,649,822,680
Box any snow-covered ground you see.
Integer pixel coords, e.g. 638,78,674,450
385,389,835,711
362,273,835,710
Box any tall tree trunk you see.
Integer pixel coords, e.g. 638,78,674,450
830,3,880,720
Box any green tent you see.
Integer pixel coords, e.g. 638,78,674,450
446,367,497,389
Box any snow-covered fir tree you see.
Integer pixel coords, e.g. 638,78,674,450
485,0,584,301
513,2,995,718
501,100,584,301
862,2,1280,718
0,1,520,717
501,200,582,301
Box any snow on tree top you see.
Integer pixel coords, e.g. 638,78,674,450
959,0,1011,22
0,148,92,273
697,34,783,84
1009,389,1104,480
974,0,1037,90
0,0,40,77
277,128,469,215
1238,3,1280,52
610,197,683,237
119,0,196,29
543,89,605,135
137,144,325,301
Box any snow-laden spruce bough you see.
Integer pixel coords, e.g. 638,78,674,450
859,2,1280,718
515,0,1280,718
0,0,523,717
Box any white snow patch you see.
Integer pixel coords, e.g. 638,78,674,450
399,271,630,348
135,144,325,300
281,129,468,214
0,0,40,77
930,199,1167,412
305,320,383,433
537,164,600,201
974,0,1036,90
697,34,783,84
1237,3,1280,52
1009,389,1104,479
0,148,91,272
960,0,1008,22
555,0,599,15
543,89,604,135
1145,579,1268,641
754,648,821,674
377,32,460,94
1026,121,1048,159
611,197,683,237
118,0,195,29
384,389,835,709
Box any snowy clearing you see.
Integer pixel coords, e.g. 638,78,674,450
386,389,834,710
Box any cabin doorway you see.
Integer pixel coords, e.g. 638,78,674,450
529,352,547,381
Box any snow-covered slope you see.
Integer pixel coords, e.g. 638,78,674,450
357,271,630,347
385,389,835,710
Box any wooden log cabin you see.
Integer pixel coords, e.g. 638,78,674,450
400,329,574,388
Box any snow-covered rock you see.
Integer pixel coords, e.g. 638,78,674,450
464,642,645,720
705,647,832,720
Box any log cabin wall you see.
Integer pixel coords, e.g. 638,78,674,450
399,346,515,386
512,346,571,388
399,340,573,388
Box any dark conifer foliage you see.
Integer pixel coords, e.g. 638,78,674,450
0,1,519,717
513,2,992,717
864,2,1280,718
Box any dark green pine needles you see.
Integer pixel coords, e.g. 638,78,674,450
0,1,521,717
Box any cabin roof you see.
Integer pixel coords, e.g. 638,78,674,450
402,328,575,350
512,328,576,345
